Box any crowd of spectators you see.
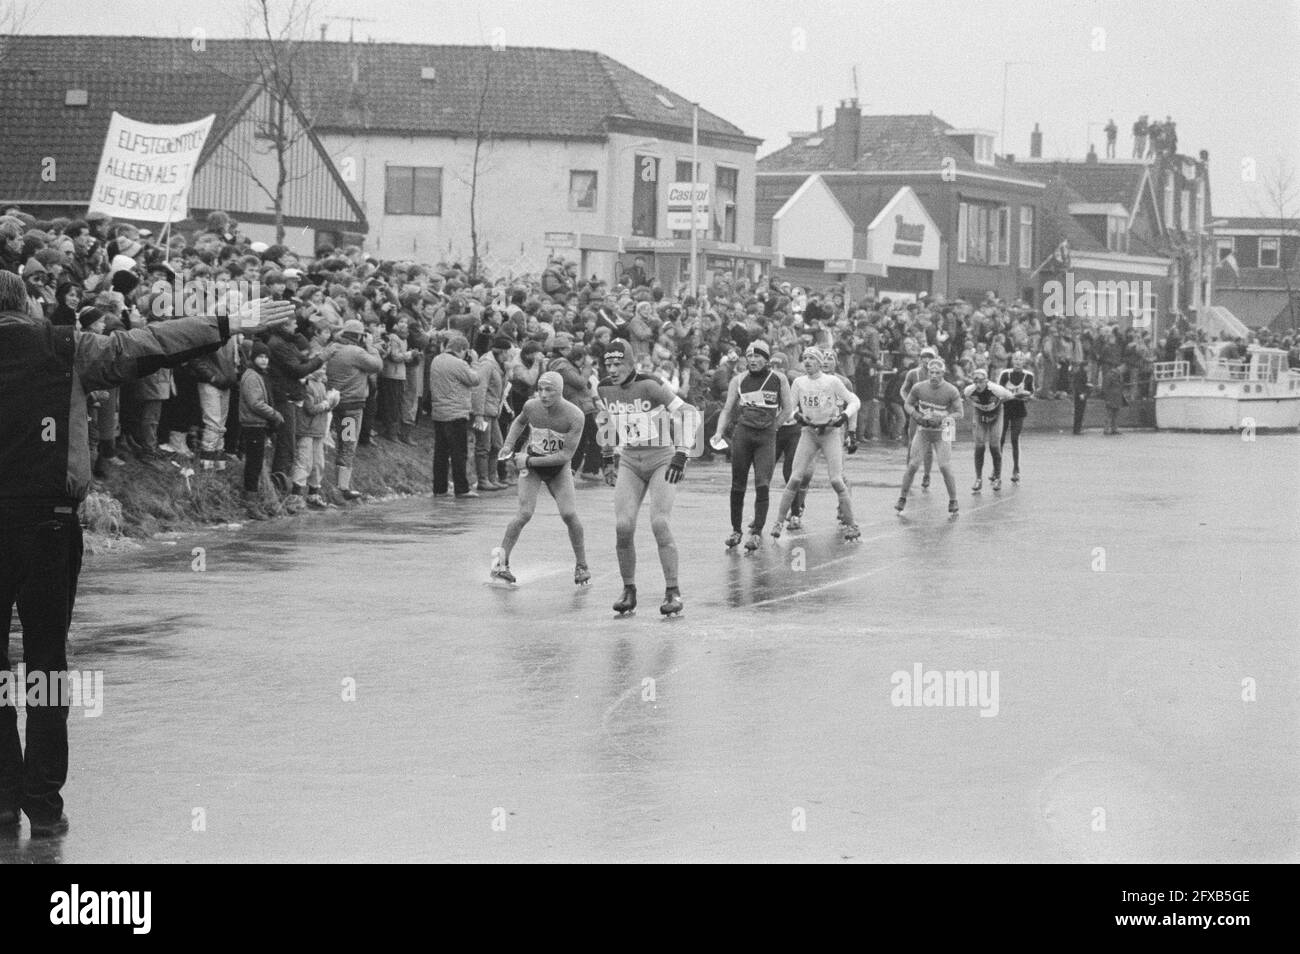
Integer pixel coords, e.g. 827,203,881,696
3,204,1297,516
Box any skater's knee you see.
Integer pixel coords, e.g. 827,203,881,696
830,477,847,494
649,514,673,542
560,509,582,528
614,519,636,543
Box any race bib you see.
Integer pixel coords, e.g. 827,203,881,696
528,427,566,455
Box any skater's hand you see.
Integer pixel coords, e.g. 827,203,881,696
830,411,848,428
513,451,531,471
665,451,687,484
602,452,618,486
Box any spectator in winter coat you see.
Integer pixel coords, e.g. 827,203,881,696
377,316,418,443
428,333,484,497
470,336,512,492
238,341,284,500
290,366,340,510
188,336,240,470
326,319,382,500
264,321,335,490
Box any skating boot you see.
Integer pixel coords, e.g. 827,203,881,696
786,514,802,531
991,476,1002,492
725,530,743,549
1011,469,1020,483
613,584,637,616
660,587,683,618
489,547,516,585
971,477,983,493
895,496,907,513
744,531,761,552
843,523,861,542
921,474,931,490
769,519,784,539
574,563,591,586
948,499,960,515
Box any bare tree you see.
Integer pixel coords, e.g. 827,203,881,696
1255,159,1300,334
466,48,496,281
0,2,32,70
216,0,322,244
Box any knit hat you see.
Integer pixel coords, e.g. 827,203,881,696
491,335,513,351
745,339,770,359
342,319,365,337
604,338,632,363
296,284,321,302
250,341,271,360
77,306,105,330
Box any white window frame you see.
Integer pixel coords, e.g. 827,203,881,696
996,206,1010,264
957,202,968,263
1179,188,1190,232
1259,237,1280,268
568,170,598,212
975,135,994,166
714,163,739,243
1019,206,1034,269
1163,179,1175,232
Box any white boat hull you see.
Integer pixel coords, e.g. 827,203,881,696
1156,379,1300,431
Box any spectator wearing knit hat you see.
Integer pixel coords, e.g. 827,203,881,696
470,336,512,491
238,341,284,506
428,333,485,498
327,319,382,500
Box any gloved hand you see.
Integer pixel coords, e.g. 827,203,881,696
846,433,858,454
602,452,619,487
793,411,811,428
665,451,687,484
830,411,848,428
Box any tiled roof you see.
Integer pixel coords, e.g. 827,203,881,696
0,36,750,141
1215,216,1300,231
0,70,250,202
757,113,1034,180
1013,160,1147,207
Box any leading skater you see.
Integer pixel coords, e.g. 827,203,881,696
596,339,701,616
490,371,590,585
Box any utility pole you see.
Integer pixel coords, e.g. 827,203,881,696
690,102,699,300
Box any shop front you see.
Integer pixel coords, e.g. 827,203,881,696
618,237,775,293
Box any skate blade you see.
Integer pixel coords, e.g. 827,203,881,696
660,612,683,620
613,610,636,618
487,578,518,588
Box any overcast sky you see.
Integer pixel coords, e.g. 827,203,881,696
20,0,1300,217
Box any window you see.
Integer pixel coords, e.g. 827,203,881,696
673,161,698,238
569,170,597,211
1107,215,1129,253
715,166,738,242
1163,178,1174,231
1197,180,1206,232
974,134,994,166
631,154,659,238
957,202,968,263
1216,237,1234,262
1180,188,1190,232
1019,206,1034,269
959,200,1007,265
1260,238,1280,268
385,166,442,216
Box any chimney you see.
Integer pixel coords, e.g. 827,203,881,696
1030,123,1042,159
1005,153,1015,163
1086,144,1098,163
816,105,823,132
833,98,861,169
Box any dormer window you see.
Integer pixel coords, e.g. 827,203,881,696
1107,215,1129,253
973,134,994,165
945,129,996,166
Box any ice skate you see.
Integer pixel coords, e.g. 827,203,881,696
921,474,931,490
725,530,743,550
613,584,637,616
972,478,983,493
769,519,784,539
660,586,683,618
895,496,907,513
743,532,761,552
948,499,960,516
842,523,861,542
489,547,516,585
991,476,1002,492
1011,469,1020,483
786,514,802,531
573,563,591,586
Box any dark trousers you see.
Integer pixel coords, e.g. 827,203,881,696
0,512,82,824
1072,374,1090,433
360,381,379,445
242,427,268,492
378,377,404,436
572,412,601,474
271,397,297,476
432,418,470,495
730,425,777,532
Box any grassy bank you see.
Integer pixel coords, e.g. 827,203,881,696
82,421,441,550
